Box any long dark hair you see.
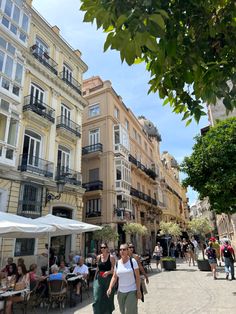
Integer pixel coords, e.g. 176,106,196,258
16,264,27,282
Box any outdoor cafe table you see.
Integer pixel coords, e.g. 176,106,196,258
66,274,83,307
0,288,29,312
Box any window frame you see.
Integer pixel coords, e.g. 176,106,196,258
88,103,100,117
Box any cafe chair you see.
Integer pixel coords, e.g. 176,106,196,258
47,280,67,312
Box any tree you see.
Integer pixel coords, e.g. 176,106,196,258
93,225,119,242
80,1,236,123
159,221,182,256
188,217,212,259
181,117,236,214
123,223,148,236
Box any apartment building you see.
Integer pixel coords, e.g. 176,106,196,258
0,0,87,263
82,76,189,254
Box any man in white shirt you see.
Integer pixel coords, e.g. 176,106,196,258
72,257,89,295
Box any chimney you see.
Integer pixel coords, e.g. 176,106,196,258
26,0,33,6
52,26,60,35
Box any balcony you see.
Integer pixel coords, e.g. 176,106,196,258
17,203,41,218
18,154,53,178
82,180,103,192
56,166,82,186
86,210,102,218
129,154,157,180
56,116,81,139
130,187,157,206
23,95,55,124
82,143,103,155
31,45,58,75
114,208,134,221
59,72,81,95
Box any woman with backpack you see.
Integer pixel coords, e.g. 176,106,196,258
205,241,217,280
220,240,235,280
107,243,141,314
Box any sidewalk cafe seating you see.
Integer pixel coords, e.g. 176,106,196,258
47,280,67,312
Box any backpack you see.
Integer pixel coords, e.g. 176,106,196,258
223,246,232,258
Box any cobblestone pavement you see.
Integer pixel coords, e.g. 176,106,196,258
36,260,236,314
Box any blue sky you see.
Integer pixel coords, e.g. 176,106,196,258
33,0,208,205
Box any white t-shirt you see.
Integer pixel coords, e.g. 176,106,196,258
73,264,89,275
116,258,138,293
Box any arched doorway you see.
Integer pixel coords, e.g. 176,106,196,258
51,207,73,264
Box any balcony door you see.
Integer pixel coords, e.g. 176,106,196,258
89,128,99,146
35,37,48,58
63,63,72,83
22,130,41,167
30,84,44,106
57,145,70,175
61,103,71,127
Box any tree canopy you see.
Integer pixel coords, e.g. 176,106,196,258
123,222,148,235
181,117,236,214
80,0,236,123
93,225,119,242
160,221,182,237
188,217,212,237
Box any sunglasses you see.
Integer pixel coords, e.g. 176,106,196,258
120,248,127,251
100,247,107,249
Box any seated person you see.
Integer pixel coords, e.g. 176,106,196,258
5,264,30,314
58,261,69,275
29,263,48,295
72,257,88,295
73,253,81,266
17,258,25,267
48,264,67,294
1,258,17,277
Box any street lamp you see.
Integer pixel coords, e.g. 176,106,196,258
45,179,66,205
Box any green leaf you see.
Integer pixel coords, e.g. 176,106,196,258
185,119,192,126
149,14,165,30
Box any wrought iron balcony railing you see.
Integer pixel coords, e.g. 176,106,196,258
18,154,54,178
31,45,58,75
56,166,82,186
59,72,81,95
82,143,103,155
56,115,81,137
86,210,102,218
130,187,157,205
23,95,55,123
82,180,103,192
129,154,157,180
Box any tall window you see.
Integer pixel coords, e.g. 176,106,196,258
88,104,100,117
30,83,44,104
2,0,29,43
86,199,101,217
57,145,70,173
115,157,131,192
18,182,42,217
22,130,41,167
35,37,48,55
0,36,23,96
89,128,100,145
63,63,72,82
114,106,119,119
125,119,129,130
113,124,129,151
61,103,71,126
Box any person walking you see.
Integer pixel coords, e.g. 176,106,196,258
153,242,163,271
187,240,195,266
93,243,115,314
220,240,235,280
205,241,217,280
107,243,141,314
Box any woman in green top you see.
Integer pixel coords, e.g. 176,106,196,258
93,243,115,314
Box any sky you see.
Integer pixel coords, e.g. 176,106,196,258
33,0,208,205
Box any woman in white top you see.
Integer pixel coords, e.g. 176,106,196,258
107,243,141,314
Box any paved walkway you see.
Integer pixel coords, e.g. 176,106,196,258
37,260,236,314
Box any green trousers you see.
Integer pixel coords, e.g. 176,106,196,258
117,290,138,314
93,275,114,314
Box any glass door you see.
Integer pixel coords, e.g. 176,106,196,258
22,130,41,167
61,104,71,127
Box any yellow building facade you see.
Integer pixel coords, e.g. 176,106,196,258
0,0,87,266
82,77,189,254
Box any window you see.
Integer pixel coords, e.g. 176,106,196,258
4,55,13,77
137,182,141,191
30,83,44,103
86,199,101,217
133,128,137,140
89,104,100,117
0,113,7,141
125,119,129,130
0,189,8,212
114,106,119,119
57,145,70,172
89,168,99,181
145,142,147,151
115,157,131,192
4,0,12,17
18,183,42,217
22,130,41,167
63,63,72,82
138,134,141,145
113,124,130,151
21,14,28,32
35,37,48,56
61,103,71,126
15,239,35,256
89,128,100,145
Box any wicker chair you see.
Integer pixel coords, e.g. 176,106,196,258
47,280,67,312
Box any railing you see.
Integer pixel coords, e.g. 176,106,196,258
82,143,103,155
56,115,81,137
31,45,58,75
18,154,54,177
129,154,157,180
17,202,42,218
82,180,103,192
130,187,158,205
86,211,102,218
56,166,82,186
23,95,55,123
59,72,81,95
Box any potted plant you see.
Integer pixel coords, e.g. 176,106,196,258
159,221,182,270
188,217,212,271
